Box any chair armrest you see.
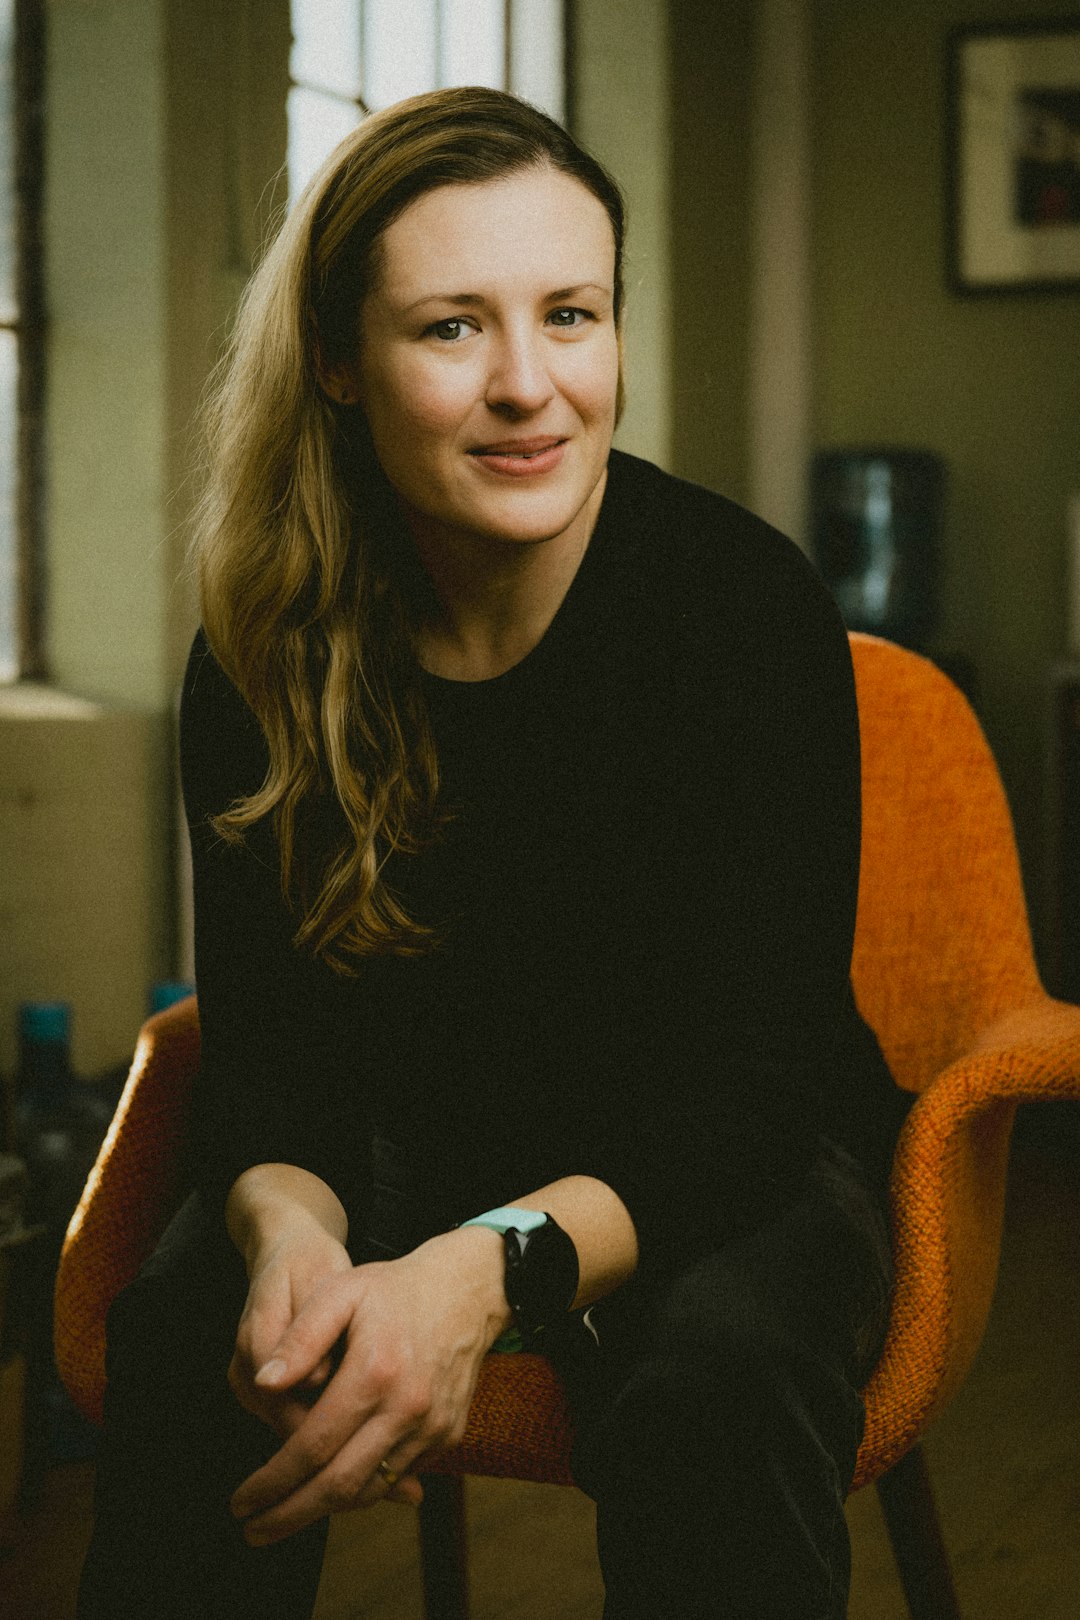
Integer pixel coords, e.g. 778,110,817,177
925,995,1080,1115
854,993,1080,1488
422,1351,577,1485
54,997,200,1424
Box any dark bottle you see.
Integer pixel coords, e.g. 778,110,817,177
810,448,946,651
15,1002,110,1474
18,1000,71,1112
16,1002,93,1232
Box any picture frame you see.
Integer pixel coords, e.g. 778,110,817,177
947,19,1080,294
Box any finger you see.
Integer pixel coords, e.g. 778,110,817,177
230,1371,386,1520
362,1455,420,1510
311,1354,336,1384
252,1284,354,1394
252,1391,323,1440
365,1464,427,1509
243,1450,425,1541
236,1287,296,1378
228,1350,316,1435
259,1360,332,1411
329,1431,434,1514
296,1354,334,1389
229,1375,316,1438
240,1421,417,1543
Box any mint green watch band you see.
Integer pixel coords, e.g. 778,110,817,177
460,1205,547,1237
459,1206,548,1352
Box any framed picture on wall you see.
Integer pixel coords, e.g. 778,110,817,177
947,19,1080,293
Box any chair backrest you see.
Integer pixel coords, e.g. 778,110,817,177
849,634,1041,1094
54,996,199,1425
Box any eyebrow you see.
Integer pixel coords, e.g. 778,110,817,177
399,282,612,314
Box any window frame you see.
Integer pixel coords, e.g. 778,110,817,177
287,0,570,204
1,0,46,681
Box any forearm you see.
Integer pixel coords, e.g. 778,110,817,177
225,1163,637,1323
225,1163,349,1270
412,1173,639,1352
501,1173,639,1310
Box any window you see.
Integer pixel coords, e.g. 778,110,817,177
0,0,44,681
288,0,566,200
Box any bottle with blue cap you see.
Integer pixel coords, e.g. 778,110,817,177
18,1003,77,1217
15,1002,111,1472
149,981,196,1016
16,1001,113,1229
18,1002,73,1116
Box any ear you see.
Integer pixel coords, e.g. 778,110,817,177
317,360,363,407
312,325,363,406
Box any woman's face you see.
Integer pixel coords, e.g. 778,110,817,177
345,164,620,555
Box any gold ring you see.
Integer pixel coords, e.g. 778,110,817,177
377,1460,399,1489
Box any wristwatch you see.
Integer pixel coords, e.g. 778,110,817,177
460,1206,580,1351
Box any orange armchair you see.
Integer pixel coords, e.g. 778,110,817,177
55,635,1080,1619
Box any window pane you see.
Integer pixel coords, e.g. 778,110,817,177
365,0,437,110
290,0,363,99
510,0,564,122
442,0,504,90
0,329,17,679
0,0,15,323
287,84,363,200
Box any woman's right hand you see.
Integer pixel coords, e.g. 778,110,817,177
229,1211,353,1441
224,1164,425,1509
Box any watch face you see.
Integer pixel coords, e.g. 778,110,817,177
506,1217,580,1338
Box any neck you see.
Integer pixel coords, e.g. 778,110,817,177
407,475,607,682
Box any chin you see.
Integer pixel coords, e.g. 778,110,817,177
418,479,584,546
477,467,605,541
398,445,608,549
474,497,590,547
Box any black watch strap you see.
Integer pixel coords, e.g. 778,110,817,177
502,1214,580,1342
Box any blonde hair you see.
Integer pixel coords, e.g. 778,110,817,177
193,87,626,968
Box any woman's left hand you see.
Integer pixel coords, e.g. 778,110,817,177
229,1223,508,1544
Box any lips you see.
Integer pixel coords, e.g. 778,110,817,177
468,436,567,477
469,436,565,457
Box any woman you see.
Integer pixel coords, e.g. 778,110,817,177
79,87,908,1618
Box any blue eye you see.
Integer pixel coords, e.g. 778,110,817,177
547,307,590,328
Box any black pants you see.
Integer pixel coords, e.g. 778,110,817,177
77,1138,891,1620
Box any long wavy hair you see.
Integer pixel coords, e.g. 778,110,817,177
192,87,626,969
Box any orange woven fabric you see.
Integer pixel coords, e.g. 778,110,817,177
846,635,1080,1487
54,634,1080,1493
54,998,198,1427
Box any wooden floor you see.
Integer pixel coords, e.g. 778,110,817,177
2,1137,1078,1619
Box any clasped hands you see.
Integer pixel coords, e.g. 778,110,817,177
227,1219,509,1546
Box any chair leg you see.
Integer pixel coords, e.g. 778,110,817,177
418,1473,470,1620
875,1443,962,1620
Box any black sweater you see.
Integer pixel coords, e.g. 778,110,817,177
180,449,909,1279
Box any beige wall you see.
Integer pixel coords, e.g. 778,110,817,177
811,0,1080,947
46,0,169,711
0,689,156,1076
46,0,288,711
572,0,673,468
669,0,754,502
575,0,760,505
1,0,288,1072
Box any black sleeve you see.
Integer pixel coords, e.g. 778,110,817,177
179,631,369,1224
544,486,907,1274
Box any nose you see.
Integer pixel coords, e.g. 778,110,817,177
484,326,555,416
